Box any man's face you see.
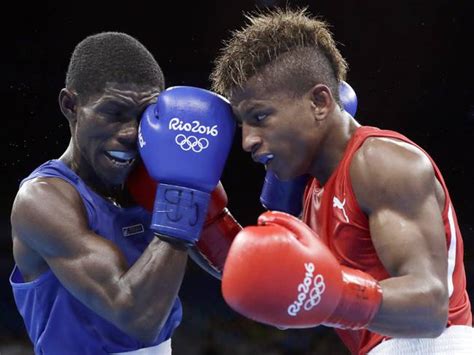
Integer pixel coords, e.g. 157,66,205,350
72,83,159,187
231,80,322,181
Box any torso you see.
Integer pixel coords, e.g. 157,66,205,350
302,126,472,354
10,159,182,354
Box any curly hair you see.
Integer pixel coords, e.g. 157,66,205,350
210,7,348,101
66,32,164,99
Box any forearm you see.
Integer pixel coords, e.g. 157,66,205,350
368,275,448,338
114,238,187,342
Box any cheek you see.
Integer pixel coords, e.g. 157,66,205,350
74,122,108,156
275,121,305,148
75,122,94,145
280,126,315,165
77,114,111,140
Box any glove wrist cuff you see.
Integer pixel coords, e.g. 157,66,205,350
151,183,211,245
324,266,383,330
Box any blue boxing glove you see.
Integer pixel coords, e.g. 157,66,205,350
260,81,358,216
260,173,309,216
339,80,357,116
138,86,236,246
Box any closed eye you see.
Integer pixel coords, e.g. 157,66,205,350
98,103,129,118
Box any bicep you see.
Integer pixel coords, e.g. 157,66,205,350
352,139,448,281
369,197,447,280
11,178,129,313
364,175,451,336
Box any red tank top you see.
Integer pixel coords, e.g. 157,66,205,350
302,126,472,355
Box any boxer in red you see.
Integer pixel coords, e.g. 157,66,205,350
209,7,473,355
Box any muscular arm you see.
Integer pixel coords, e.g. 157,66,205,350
351,137,449,338
11,177,187,344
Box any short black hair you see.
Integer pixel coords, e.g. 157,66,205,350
65,32,164,98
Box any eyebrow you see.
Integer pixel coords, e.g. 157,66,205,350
240,101,258,113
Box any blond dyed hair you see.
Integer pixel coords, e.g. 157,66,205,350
210,7,348,100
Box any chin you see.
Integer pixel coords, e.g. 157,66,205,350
99,155,136,186
271,169,294,182
98,166,130,187
111,170,132,186
271,160,306,181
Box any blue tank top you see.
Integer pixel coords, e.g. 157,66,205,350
10,160,182,355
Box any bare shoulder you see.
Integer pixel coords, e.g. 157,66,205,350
349,136,438,214
15,176,81,204
12,177,86,232
11,177,89,256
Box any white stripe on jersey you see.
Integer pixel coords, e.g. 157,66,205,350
447,204,457,297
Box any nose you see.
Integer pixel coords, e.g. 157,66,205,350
241,123,262,153
117,119,139,146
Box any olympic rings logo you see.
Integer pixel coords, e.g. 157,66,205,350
304,274,325,311
175,134,209,153
287,262,326,316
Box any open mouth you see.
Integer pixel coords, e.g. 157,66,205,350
105,150,137,167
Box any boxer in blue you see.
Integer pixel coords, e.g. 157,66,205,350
9,32,235,354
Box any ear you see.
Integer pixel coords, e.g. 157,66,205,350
309,84,333,121
58,88,78,124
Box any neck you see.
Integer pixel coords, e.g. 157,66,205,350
59,140,127,205
309,111,361,184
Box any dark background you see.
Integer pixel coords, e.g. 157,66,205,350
1,0,473,354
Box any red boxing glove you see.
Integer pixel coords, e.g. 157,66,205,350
222,211,382,330
127,162,241,279
191,182,242,279
127,162,157,211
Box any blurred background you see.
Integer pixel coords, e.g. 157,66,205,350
1,0,472,354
